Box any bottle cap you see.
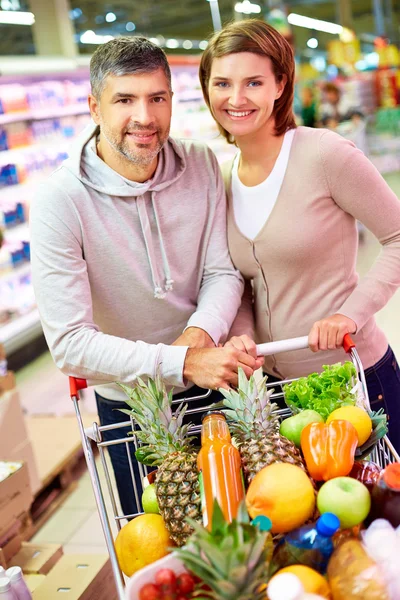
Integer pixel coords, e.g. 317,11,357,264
201,410,225,422
6,566,22,582
316,512,340,536
383,463,400,490
0,577,11,593
267,573,304,600
251,515,273,532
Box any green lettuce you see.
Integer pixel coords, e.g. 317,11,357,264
283,362,357,420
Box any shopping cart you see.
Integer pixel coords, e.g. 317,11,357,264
68,334,400,599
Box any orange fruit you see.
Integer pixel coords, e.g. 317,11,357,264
115,513,173,576
246,463,315,534
272,565,331,598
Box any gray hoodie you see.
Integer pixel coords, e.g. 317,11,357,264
30,123,243,400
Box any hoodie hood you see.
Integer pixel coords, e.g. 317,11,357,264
63,122,187,298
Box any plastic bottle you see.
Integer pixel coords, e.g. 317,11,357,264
0,577,18,600
197,411,245,529
6,567,32,600
271,513,340,575
367,462,400,527
267,573,326,600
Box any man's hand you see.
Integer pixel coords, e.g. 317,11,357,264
183,346,260,390
172,327,215,349
224,334,264,370
308,313,357,352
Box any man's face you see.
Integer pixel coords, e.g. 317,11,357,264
89,69,172,167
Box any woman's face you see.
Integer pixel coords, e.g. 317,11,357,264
208,52,286,141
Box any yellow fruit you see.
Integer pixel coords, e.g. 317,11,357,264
115,514,173,576
327,406,372,446
272,565,331,598
246,463,315,534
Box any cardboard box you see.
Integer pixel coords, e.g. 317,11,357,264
8,542,63,575
0,532,22,569
24,574,46,593
0,462,32,538
32,554,115,600
8,439,41,496
0,389,29,456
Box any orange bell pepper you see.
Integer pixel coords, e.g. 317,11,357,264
300,420,358,481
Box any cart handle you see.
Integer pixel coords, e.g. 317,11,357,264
256,333,355,357
68,335,356,395
69,377,87,399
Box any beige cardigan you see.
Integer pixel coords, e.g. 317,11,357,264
223,126,400,379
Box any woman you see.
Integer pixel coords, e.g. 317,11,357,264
199,19,400,452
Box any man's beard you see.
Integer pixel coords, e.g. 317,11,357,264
101,122,169,167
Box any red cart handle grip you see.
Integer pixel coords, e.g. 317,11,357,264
343,333,355,354
69,377,87,399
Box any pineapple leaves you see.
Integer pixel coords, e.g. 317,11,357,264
176,500,270,600
116,376,196,459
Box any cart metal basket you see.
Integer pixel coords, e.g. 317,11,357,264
68,335,400,599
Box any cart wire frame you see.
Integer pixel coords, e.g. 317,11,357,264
68,335,400,599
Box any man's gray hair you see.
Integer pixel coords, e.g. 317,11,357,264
90,36,172,99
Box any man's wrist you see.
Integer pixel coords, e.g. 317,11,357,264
184,327,215,349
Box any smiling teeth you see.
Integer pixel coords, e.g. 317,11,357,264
227,110,252,117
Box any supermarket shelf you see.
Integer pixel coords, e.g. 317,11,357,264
2,222,29,239
0,103,90,126
0,308,42,355
0,136,76,164
0,262,31,286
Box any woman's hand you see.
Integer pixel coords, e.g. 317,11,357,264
224,334,264,370
308,313,357,352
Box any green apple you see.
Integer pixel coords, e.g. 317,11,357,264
317,477,371,529
141,483,160,514
279,410,324,447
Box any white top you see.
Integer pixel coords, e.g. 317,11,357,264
231,128,295,240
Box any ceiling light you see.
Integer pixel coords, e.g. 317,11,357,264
183,40,193,49
0,10,34,25
307,37,318,49
288,13,343,35
166,38,179,49
105,11,116,23
80,30,114,44
199,40,208,50
149,37,161,45
126,21,135,31
235,1,261,15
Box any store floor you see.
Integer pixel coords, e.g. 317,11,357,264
14,171,400,554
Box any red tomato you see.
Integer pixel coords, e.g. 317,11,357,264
139,583,161,600
154,569,177,592
176,573,195,594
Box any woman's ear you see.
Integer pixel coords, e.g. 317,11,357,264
276,74,287,99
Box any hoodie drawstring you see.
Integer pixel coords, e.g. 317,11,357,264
136,193,174,299
151,192,174,293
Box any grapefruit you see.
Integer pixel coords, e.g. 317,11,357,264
272,565,331,597
115,514,173,576
246,463,315,534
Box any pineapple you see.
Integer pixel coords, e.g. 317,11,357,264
175,500,272,600
218,369,306,485
119,377,201,547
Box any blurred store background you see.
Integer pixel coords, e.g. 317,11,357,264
0,0,399,360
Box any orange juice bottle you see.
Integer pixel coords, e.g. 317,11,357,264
197,411,245,529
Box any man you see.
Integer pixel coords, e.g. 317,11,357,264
30,37,261,515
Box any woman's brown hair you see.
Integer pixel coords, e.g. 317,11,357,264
199,19,296,143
